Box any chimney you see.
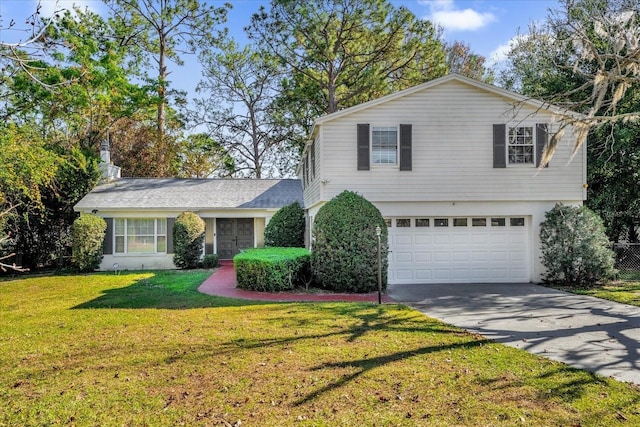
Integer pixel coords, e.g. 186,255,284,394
99,135,121,182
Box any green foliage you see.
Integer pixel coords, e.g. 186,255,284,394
264,201,305,248
71,214,107,272
173,212,205,269
196,40,292,177
248,0,449,154
202,254,219,269
540,204,616,285
312,191,388,292
234,247,311,292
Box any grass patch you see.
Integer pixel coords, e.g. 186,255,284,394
552,280,640,307
2,271,640,426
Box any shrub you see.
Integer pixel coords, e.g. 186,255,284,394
540,204,616,285
173,212,205,269
71,214,107,272
234,247,311,292
202,254,219,268
311,191,388,293
264,201,305,248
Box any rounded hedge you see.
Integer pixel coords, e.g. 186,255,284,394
311,191,388,292
173,212,205,269
71,214,107,272
264,201,305,248
540,204,616,285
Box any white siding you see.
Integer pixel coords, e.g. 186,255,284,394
314,80,585,206
302,134,323,209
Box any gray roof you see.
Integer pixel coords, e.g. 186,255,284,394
74,178,303,211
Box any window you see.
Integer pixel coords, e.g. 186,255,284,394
508,126,534,164
434,218,449,227
310,142,316,180
453,218,468,227
115,218,167,254
396,218,411,227
510,217,525,227
372,126,397,164
384,218,392,227
472,218,487,227
491,218,506,227
416,218,430,227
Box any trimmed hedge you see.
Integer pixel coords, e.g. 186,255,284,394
264,201,305,247
71,214,107,272
311,190,388,293
234,247,311,292
173,212,205,269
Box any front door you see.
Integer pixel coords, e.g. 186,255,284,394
216,218,255,259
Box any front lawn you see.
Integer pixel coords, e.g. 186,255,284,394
2,271,640,426
554,280,640,307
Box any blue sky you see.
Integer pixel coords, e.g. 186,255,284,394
1,0,560,96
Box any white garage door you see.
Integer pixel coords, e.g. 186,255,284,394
388,217,529,284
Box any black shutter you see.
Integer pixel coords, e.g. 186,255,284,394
357,124,370,170
493,124,506,168
536,123,549,168
399,124,412,171
167,217,175,253
103,218,113,255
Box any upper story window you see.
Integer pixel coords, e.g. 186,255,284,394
115,218,167,254
372,126,397,164
508,126,534,164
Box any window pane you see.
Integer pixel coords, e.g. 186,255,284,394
453,218,468,227
491,218,506,227
508,126,534,164
157,219,167,235
128,219,154,235
396,218,410,227
115,236,125,253
372,127,397,164
127,235,155,253
115,218,125,235
434,218,448,227
385,218,392,227
416,218,430,227
472,218,487,226
510,217,525,227
157,236,166,253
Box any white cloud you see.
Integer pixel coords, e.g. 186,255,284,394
488,34,531,66
419,0,496,32
35,0,104,18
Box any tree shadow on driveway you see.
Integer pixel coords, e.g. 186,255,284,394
389,282,640,384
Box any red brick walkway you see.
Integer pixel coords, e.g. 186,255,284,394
198,260,392,303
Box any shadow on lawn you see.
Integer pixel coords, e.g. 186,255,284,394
72,272,271,310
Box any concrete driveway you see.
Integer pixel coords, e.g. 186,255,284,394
388,282,640,385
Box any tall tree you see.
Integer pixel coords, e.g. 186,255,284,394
500,0,640,241
0,6,144,269
445,41,494,83
106,0,228,176
247,0,447,151
0,2,66,89
195,41,294,178
177,133,234,178
500,0,640,165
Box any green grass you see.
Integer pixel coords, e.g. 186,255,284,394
556,280,640,307
2,271,640,426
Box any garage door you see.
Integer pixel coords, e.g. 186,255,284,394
388,217,529,284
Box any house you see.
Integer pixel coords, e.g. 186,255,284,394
298,74,586,285
74,177,303,270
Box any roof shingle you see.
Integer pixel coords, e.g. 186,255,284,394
74,178,303,211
